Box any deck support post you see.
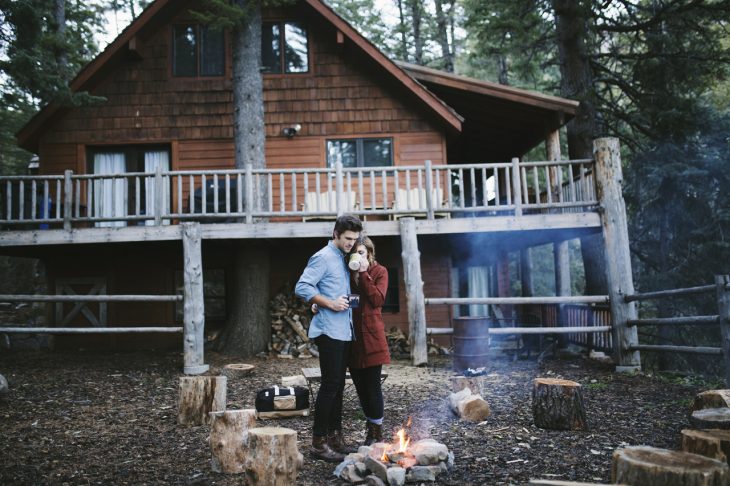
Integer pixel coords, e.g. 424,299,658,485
715,275,730,387
593,137,640,371
520,248,534,298
182,222,208,375
400,217,427,366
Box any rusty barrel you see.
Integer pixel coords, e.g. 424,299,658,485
452,316,491,371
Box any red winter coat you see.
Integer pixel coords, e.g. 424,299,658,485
349,262,391,370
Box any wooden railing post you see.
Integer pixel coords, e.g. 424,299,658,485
715,275,730,387
335,161,344,216
63,170,73,231
245,164,254,224
182,222,209,375
424,159,434,220
593,137,641,371
511,157,523,216
400,217,427,366
154,164,163,226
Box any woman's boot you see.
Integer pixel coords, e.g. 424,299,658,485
311,435,345,462
364,421,382,446
327,429,358,454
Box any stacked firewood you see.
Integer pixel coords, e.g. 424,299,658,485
268,289,317,358
386,326,450,357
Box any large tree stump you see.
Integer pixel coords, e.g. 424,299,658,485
693,390,730,412
178,376,227,426
612,446,729,485
682,429,730,466
691,408,730,430
243,427,303,486
532,378,587,430
209,409,257,473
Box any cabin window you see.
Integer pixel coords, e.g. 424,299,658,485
262,22,309,74
326,138,393,168
172,24,225,77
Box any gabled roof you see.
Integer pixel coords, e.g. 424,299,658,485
17,0,578,159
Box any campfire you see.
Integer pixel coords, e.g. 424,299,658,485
335,418,454,484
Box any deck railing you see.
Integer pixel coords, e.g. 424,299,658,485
0,158,598,228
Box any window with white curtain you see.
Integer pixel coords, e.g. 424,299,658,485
89,145,171,227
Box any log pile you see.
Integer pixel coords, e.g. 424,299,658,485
268,289,317,358
386,326,449,357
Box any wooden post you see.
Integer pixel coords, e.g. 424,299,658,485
511,157,523,216
592,137,640,371
182,222,208,375
154,163,163,226
209,409,257,473
400,217,427,366
245,163,254,224
335,161,344,216
63,170,72,231
716,275,730,387
177,375,226,426
424,159,434,220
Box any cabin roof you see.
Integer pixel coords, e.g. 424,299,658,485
16,0,578,159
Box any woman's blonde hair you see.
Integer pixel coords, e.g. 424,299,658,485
358,235,376,266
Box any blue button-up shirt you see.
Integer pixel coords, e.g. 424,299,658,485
295,241,353,341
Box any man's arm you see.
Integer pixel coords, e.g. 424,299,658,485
295,253,349,311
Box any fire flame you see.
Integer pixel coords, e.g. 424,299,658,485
380,444,390,462
380,417,413,462
397,428,410,452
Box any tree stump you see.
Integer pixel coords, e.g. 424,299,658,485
221,363,254,380
531,378,587,431
448,387,490,422
682,429,730,466
244,427,303,486
209,409,257,473
178,376,226,426
691,408,730,430
612,446,729,486
693,390,730,412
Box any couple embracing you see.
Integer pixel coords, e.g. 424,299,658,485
295,215,390,462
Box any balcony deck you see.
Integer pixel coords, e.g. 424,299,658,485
0,159,600,247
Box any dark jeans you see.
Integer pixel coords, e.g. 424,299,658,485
313,334,351,437
350,365,384,421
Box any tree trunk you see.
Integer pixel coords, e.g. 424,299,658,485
612,446,729,485
532,378,587,430
178,376,227,426
682,429,730,466
693,390,730,412
407,0,424,65
219,243,270,356
433,0,454,72
396,0,408,61
209,409,257,473
244,427,303,485
691,409,730,430
52,0,67,79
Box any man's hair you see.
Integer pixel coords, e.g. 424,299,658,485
333,214,362,236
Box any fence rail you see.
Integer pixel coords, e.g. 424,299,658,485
0,158,598,229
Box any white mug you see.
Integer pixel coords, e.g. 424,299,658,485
348,253,361,271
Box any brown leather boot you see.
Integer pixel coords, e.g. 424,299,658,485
327,429,358,454
364,422,382,446
311,435,345,462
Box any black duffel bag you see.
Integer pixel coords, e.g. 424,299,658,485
255,385,309,412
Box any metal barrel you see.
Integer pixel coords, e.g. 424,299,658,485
452,316,491,371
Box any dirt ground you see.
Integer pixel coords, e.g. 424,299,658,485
0,348,710,485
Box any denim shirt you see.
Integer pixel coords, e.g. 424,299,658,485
295,241,353,341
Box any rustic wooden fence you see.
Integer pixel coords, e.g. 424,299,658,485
623,275,730,386
0,223,208,375
0,158,598,228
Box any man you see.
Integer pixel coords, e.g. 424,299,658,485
295,214,362,462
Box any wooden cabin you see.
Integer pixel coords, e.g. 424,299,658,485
1,0,639,370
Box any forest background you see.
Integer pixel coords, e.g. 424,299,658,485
1,0,729,374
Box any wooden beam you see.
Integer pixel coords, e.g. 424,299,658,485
716,275,730,387
0,294,182,302
400,217,427,366
425,296,609,305
182,222,208,375
0,327,182,334
593,137,640,371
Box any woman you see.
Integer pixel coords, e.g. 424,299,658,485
348,235,390,445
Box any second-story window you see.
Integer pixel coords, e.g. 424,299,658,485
327,138,394,168
173,25,225,77
262,22,309,74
